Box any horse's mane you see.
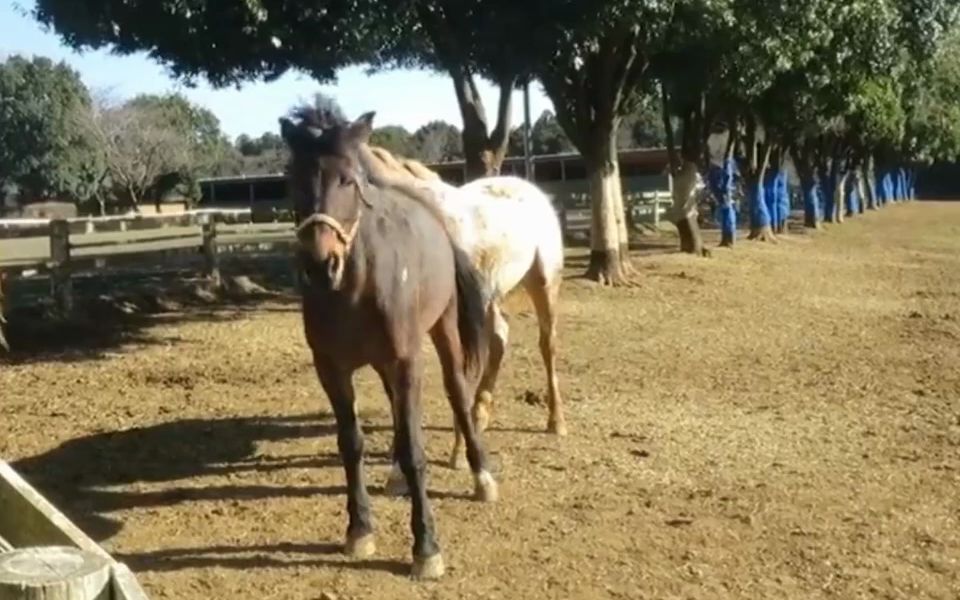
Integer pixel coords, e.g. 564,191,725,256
357,144,455,233
289,103,345,130
366,146,442,183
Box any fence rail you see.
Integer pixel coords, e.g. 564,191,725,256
0,209,294,314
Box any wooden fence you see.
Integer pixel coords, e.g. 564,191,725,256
0,209,294,315
0,193,670,313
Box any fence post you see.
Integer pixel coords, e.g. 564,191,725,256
202,217,221,287
49,219,73,316
556,199,568,243
653,193,662,228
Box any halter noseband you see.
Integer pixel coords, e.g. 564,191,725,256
295,212,361,245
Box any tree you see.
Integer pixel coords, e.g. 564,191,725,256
624,93,666,148
369,125,418,158
530,110,575,155
505,1,676,284
0,55,101,205
507,111,575,157
370,1,545,178
82,92,234,212
32,0,529,180
412,120,463,162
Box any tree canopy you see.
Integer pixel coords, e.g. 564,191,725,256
0,54,101,205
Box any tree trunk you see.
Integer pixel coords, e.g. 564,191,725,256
834,171,848,223
450,68,513,181
856,167,867,214
660,92,706,254
865,155,878,210
796,159,820,229
584,139,629,285
709,158,738,246
775,168,790,233
670,162,705,254
609,163,633,269
822,159,840,223
747,173,774,240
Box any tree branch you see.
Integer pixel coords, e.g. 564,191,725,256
660,82,680,173
488,74,516,150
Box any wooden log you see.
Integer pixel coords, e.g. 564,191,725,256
0,546,110,600
48,220,72,316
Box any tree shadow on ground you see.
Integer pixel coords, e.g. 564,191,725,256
0,254,302,366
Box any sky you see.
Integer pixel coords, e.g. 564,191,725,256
0,0,556,141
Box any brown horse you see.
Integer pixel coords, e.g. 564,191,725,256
279,106,498,580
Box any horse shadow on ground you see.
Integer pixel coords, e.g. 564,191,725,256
11,411,463,575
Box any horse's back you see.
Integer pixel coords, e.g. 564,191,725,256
456,176,564,294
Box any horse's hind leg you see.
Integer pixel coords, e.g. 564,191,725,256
312,356,375,558
431,306,499,503
449,302,507,469
392,356,446,579
474,301,509,432
523,260,566,436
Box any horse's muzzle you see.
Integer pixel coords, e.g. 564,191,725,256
298,247,347,292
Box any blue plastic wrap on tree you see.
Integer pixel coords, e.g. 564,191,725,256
709,159,737,242
776,170,790,229
763,171,777,226
749,177,772,231
846,177,860,214
883,171,894,203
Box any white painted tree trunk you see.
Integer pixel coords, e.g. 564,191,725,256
586,160,628,285
834,171,849,223
668,161,705,253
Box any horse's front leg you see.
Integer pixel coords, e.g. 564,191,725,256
376,366,409,497
313,355,375,558
393,356,445,579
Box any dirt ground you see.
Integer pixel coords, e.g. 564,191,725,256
2,202,959,600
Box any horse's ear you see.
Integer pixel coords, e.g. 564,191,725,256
347,111,376,144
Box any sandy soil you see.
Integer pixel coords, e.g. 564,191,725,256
2,202,959,600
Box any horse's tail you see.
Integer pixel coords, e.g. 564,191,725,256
451,244,488,377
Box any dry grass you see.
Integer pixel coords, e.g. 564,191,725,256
2,202,959,599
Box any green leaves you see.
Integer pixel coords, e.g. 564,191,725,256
0,55,99,204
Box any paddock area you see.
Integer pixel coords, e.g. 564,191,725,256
1,202,958,599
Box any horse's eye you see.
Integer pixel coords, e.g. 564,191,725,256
339,173,352,187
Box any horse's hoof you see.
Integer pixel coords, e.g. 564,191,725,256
473,470,499,503
411,553,445,580
448,451,468,471
344,533,376,558
547,419,568,437
384,471,409,497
